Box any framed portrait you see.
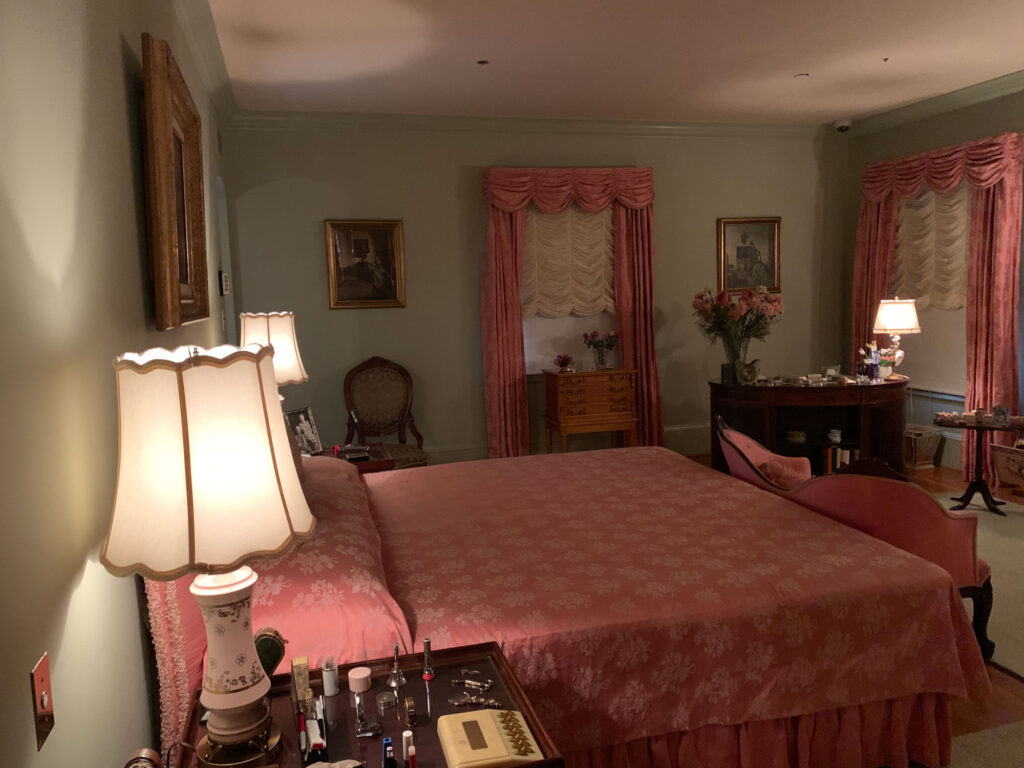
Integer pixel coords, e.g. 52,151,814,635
284,407,323,455
717,217,781,294
142,34,209,330
325,220,406,308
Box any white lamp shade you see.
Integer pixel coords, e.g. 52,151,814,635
239,311,309,386
102,344,315,580
872,298,922,335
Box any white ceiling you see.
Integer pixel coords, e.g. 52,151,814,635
208,0,1024,125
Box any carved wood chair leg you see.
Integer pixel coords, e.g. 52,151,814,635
960,578,995,661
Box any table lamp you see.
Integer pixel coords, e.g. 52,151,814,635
101,344,315,767
873,297,921,378
239,311,309,387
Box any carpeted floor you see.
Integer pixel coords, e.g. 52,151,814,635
939,490,1024,766
950,720,1024,767
942,494,1024,678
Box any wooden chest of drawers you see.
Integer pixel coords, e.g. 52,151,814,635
543,369,638,452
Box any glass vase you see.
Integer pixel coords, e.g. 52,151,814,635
721,337,750,384
592,347,609,370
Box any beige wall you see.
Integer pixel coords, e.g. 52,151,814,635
225,118,853,460
850,88,1024,396
0,1,228,764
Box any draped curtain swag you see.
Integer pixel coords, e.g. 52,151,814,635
893,184,971,310
522,205,615,317
482,167,664,457
851,132,1023,481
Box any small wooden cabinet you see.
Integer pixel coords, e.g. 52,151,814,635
543,369,638,452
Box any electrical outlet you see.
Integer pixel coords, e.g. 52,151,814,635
30,652,54,750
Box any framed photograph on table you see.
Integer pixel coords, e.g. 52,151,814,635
717,217,781,294
284,407,323,455
142,33,209,330
325,220,406,308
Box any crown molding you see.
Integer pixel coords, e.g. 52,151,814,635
227,110,819,139
856,69,1024,135
171,0,237,125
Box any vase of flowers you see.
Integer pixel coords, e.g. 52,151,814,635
583,330,618,370
692,286,784,383
554,353,574,373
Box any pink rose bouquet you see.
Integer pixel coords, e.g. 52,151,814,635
692,286,784,360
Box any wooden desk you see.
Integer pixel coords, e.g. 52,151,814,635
182,642,562,768
710,380,906,474
543,369,637,452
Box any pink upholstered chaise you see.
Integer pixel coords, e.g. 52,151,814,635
718,421,995,660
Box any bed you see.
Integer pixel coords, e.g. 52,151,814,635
146,447,988,768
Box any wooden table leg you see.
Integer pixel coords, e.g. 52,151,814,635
951,429,1006,515
560,433,568,453
546,429,551,454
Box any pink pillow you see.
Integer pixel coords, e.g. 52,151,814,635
250,456,413,669
758,459,811,489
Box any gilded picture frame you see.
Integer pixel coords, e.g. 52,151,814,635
717,217,781,294
325,220,406,309
142,33,209,330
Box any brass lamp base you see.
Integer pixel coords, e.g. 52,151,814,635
197,723,282,768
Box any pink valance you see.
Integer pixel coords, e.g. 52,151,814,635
482,167,664,457
860,132,1023,201
485,166,655,213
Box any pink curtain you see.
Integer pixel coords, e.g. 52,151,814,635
850,132,1023,480
483,167,663,457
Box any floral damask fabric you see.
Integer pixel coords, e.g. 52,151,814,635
365,448,987,753
249,457,412,668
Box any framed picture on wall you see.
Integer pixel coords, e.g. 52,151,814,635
284,407,322,455
325,220,406,308
142,33,210,330
717,217,781,294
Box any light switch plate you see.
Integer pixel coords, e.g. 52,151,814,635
30,652,54,750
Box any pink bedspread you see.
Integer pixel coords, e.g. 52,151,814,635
365,447,987,753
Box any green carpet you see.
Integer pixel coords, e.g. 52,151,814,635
941,492,1024,679
951,720,1024,767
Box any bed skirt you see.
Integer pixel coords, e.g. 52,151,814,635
565,693,950,768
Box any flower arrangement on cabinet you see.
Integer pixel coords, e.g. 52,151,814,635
554,353,575,372
858,340,903,380
583,330,618,370
692,286,784,365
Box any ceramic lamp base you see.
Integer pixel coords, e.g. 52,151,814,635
191,567,278,764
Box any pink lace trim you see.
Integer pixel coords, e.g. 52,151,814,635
144,579,192,764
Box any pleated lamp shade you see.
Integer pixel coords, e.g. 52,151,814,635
239,311,309,386
101,344,315,580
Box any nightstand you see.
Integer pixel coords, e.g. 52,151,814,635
318,443,396,474
183,642,562,767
